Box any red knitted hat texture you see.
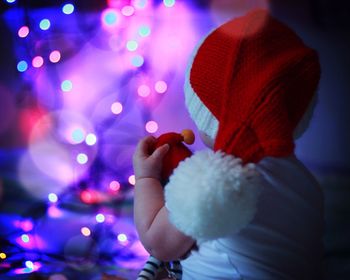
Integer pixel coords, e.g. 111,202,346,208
190,9,321,163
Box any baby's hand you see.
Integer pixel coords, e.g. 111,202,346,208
133,136,169,181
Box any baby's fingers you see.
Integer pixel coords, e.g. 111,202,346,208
151,144,169,161
134,136,156,158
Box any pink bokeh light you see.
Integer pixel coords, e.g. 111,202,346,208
137,84,151,97
154,80,167,94
111,102,123,115
121,5,135,16
32,56,44,68
18,26,29,38
145,120,158,133
49,50,61,63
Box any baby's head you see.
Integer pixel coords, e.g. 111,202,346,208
184,9,320,163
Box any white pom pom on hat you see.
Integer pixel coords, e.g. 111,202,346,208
165,150,262,241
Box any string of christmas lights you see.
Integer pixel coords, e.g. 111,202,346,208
0,0,205,278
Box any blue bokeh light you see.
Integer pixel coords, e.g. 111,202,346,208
61,80,73,92
139,25,151,37
131,55,144,67
62,3,75,15
39,19,51,30
17,60,28,72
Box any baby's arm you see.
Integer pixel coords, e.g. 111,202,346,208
133,136,195,261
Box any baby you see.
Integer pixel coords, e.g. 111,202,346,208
133,9,324,279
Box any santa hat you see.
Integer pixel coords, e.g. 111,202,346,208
165,9,321,241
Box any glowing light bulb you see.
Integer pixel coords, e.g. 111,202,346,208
117,233,128,242
85,133,97,146
128,175,135,185
61,80,73,92
76,153,88,165
18,26,29,38
163,0,175,7
121,5,135,16
21,234,30,243
0,253,6,259
62,3,74,15
131,55,144,67
81,227,91,236
109,180,120,191
49,50,61,63
32,56,44,68
96,213,105,223
17,61,28,72
111,102,123,115
138,85,150,97
48,193,58,203
155,81,168,94
126,40,138,52
138,25,151,37
39,19,51,30
145,121,158,133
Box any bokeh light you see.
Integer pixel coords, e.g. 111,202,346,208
128,175,135,186
85,133,97,146
39,19,51,30
131,55,144,67
62,3,75,15
101,8,120,28
80,190,96,204
18,26,29,38
76,153,88,165
137,84,150,97
121,5,135,16
117,233,128,242
71,128,85,144
32,56,44,68
126,40,138,52
155,80,168,93
145,121,158,133
132,0,148,9
96,213,105,223
17,60,28,72
61,80,73,92
111,102,123,115
49,50,61,63
109,180,120,192
25,261,34,270
48,193,58,203
21,220,34,232
138,25,151,37
163,0,176,8
81,227,91,237
0,252,6,259
6,0,16,3
21,234,30,243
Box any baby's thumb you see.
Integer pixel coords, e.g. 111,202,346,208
152,144,169,160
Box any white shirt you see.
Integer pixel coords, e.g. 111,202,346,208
181,155,324,280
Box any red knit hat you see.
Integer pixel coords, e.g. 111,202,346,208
188,9,321,163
